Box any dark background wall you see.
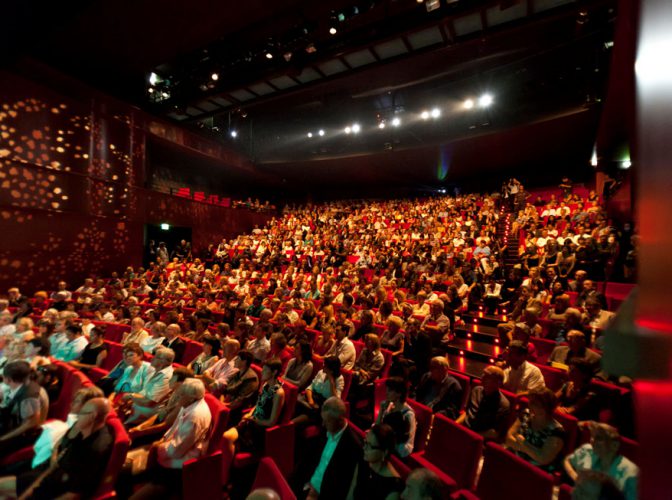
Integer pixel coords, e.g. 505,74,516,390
0,67,273,293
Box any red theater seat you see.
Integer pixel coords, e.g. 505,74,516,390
94,416,131,499
409,413,483,491
476,443,554,500
251,457,297,500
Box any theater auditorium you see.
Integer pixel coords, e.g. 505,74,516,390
0,0,669,498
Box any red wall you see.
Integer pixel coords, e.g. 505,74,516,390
0,68,272,293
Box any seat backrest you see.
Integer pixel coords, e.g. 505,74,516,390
49,362,92,420
529,337,557,364
278,380,298,425
182,451,223,500
204,394,231,455
104,323,130,344
341,369,353,401
476,442,554,500
407,398,433,453
94,416,131,498
182,339,203,365
558,484,573,500
380,348,393,379
373,378,388,421
103,341,125,370
352,340,365,358
447,369,471,411
424,413,484,490
251,457,297,500
534,363,568,392
553,410,579,457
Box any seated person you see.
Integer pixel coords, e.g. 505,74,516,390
413,356,462,419
0,361,49,459
401,468,449,500
70,326,108,369
564,422,638,500
123,317,149,345
55,324,89,362
549,330,602,376
505,388,565,472
200,338,240,395
105,343,153,398
313,327,335,357
24,338,51,370
221,350,259,426
556,358,599,421
129,379,212,498
128,367,194,443
223,359,285,455
140,321,167,355
351,333,385,388
0,386,104,476
187,335,221,375
282,342,314,392
375,377,417,458
346,424,404,500
305,398,362,500
268,333,292,372
120,347,175,425
380,317,405,358
293,356,344,426
502,340,546,396
325,325,356,370
0,397,113,500
457,365,510,441
420,299,451,344
246,323,272,364
161,324,186,364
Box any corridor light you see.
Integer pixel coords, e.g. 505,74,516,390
307,132,313,138
392,117,401,127
230,130,238,138
352,123,361,133
463,99,475,110
431,108,441,118
160,223,170,231
211,72,219,81
421,110,430,120
479,94,494,107
379,122,386,129
318,129,325,136
344,126,352,134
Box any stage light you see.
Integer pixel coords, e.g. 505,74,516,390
621,160,632,169
318,129,325,136
149,72,160,85
463,98,474,109
421,110,430,120
160,223,170,231
211,72,219,81
230,130,238,138
479,94,494,107
344,126,352,134
352,123,361,133
431,108,441,118
307,132,313,138
391,117,401,127
378,122,386,129
161,92,169,99
329,27,337,35
265,52,273,60
148,88,154,94
417,0,424,3
591,148,598,167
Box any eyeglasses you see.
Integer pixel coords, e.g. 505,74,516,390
363,441,384,451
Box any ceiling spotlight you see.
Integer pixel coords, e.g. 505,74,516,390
379,122,386,129
421,110,430,120
329,27,337,35
352,123,361,133
161,91,169,99
417,0,424,3
211,72,219,81
431,108,441,118
318,129,325,136
479,94,494,107
344,126,352,134
392,117,401,127
307,132,313,138
148,88,154,94
463,99,474,109
265,52,273,60
621,160,632,169
149,72,160,85
230,130,238,138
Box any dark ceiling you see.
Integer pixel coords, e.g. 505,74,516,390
3,0,621,193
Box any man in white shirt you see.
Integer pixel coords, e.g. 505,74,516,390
502,341,546,396
246,324,271,364
0,312,15,338
307,398,360,500
201,339,241,396
122,347,175,424
122,317,149,345
326,325,356,370
75,279,95,296
50,281,72,301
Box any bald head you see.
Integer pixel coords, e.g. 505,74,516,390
246,489,281,500
321,397,347,434
82,397,111,427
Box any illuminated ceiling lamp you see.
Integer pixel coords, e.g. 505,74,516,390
425,0,441,12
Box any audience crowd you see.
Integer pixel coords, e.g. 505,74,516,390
0,182,638,499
